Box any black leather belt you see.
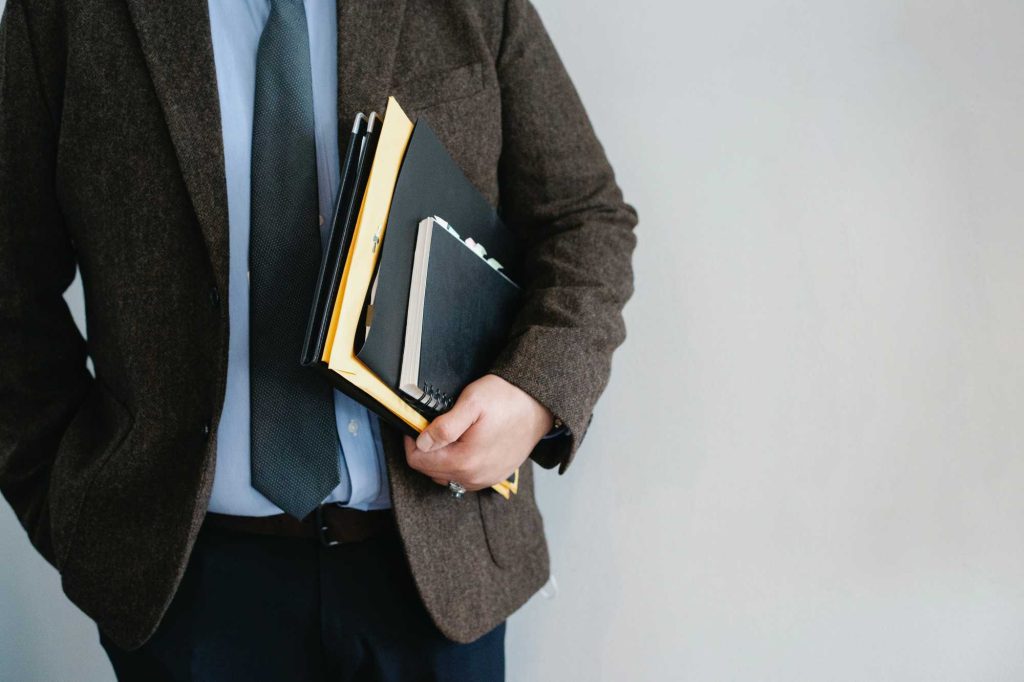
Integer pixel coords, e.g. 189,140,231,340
203,506,395,547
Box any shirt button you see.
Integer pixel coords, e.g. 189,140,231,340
319,214,325,226
201,421,211,438
347,419,359,436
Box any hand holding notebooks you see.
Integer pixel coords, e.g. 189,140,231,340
301,98,526,498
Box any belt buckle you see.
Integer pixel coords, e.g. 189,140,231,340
314,505,340,548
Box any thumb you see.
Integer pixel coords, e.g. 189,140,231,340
416,393,482,452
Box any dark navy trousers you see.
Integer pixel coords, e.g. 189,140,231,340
99,522,505,681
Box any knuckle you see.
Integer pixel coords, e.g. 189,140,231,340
462,398,483,418
406,449,427,469
433,422,458,443
455,448,476,467
463,390,486,410
453,460,474,480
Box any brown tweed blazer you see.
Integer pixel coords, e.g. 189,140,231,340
0,0,636,650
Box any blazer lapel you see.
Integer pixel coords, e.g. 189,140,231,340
124,0,229,285
337,0,408,126
122,0,407,287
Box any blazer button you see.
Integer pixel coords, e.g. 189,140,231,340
208,286,220,308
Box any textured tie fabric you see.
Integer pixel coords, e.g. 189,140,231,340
249,0,342,519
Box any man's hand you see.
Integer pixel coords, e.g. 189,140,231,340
404,374,555,491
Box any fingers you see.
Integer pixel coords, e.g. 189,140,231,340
404,409,507,492
431,474,484,491
415,392,482,452
416,453,500,492
405,434,464,480
407,440,466,478
406,437,496,490
420,444,498,490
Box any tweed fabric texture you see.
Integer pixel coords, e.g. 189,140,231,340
0,0,637,649
248,0,341,520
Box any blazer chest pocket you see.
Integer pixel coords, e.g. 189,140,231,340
393,61,487,112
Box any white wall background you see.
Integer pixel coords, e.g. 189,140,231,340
3,0,1023,680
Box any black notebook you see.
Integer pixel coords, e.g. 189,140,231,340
356,118,523,391
399,217,521,415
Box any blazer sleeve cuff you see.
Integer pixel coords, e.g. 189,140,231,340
488,328,601,474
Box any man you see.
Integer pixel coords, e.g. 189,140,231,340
0,0,636,679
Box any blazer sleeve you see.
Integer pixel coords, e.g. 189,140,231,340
0,0,91,565
488,0,638,473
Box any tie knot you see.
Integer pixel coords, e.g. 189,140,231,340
269,0,305,20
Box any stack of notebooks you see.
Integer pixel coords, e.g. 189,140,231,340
302,97,523,498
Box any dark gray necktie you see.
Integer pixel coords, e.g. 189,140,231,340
249,0,341,519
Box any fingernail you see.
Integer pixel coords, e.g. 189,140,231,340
417,433,435,451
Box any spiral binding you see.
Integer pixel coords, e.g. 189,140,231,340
415,383,454,414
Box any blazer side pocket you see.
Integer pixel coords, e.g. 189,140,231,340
477,461,545,569
48,377,134,570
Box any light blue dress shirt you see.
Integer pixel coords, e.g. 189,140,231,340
206,0,390,515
